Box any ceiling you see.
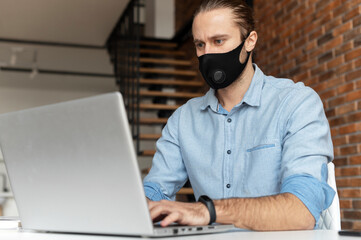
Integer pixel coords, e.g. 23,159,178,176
0,0,130,46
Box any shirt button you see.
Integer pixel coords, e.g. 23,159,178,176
227,150,231,154
226,184,231,188
227,118,232,123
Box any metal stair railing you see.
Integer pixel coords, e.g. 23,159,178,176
107,0,142,155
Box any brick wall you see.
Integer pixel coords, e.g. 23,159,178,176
253,0,361,230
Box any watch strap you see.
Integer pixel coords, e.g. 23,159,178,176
198,195,216,225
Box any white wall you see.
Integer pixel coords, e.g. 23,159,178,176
145,0,175,39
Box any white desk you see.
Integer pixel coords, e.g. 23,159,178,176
0,229,350,240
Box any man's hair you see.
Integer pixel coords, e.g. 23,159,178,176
194,0,255,41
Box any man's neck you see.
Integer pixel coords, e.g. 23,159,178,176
216,63,255,112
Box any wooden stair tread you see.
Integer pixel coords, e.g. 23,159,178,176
140,90,202,98
140,150,156,156
138,103,180,110
138,118,168,124
140,40,177,48
140,67,197,76
140,78,203,87
140,49,186,56
140,57,191,66
177,188,194,195
139,133,162,140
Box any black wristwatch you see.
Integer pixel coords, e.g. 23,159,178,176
198,195,216,225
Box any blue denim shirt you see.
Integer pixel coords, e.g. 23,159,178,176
144,64,335,226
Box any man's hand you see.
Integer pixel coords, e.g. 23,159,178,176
148,200,210,227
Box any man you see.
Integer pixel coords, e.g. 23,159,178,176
143,0,335,230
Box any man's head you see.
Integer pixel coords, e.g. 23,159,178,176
194,0,255,42
192,0,257,89
192,0,256,56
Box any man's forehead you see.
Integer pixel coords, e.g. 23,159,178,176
192,8,239,40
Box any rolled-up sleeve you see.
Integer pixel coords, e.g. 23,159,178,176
279,87,335,224
143,107,188,201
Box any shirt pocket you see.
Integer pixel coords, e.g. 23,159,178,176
243,140,281,196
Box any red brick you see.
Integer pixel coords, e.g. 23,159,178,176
336,42,354,57
350,134,361,144
337,62,354,75
328,95,346,108
325,16,342,33
344,26,361,42
340,166,361,176
335,165,342,176
293,71,310,82
334,157,348,166
340,200,352,208
333,136,348,146
354,200,361,209
354,13,361,27
326,108,336,118
330,115,347,127
339,189,361,198
337,178,350,187
340,200,352,209
353,222,361,230
345,89,361,101
340,145,359,155
347,111,361,123
336,102,357,115
350,155,361,165
320,88,336,100
326,55,344,69
356,58,361,68
341,221,353,230
339,122,361,135
344,210,361,220
337,82,355,95
349,178,361,187
345,47,361,62
342,5,361,23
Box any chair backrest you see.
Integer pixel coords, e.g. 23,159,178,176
318,162,341,230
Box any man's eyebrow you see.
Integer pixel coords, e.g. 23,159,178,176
209,34,229,39
193,34,230,43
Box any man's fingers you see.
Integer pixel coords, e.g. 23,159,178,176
161,212,181,227
150,204,171,221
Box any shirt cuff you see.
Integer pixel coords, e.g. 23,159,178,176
143,181,170,201
280,174,335,226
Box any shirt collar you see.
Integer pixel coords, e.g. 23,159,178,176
200,64,265,111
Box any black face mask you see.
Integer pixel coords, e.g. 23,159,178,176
198,40,251,89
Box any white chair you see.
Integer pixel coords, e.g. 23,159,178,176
318,162,341,230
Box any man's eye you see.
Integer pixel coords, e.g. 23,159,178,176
215,39,223,45
196,43,204,48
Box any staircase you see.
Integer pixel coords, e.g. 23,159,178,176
106,0,203,200
135,39,204,198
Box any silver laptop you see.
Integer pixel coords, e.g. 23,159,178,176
0,92,234,237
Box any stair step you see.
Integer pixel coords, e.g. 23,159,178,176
140,57,191,66
138,118,168,124
177,188,194,195
140,78,204,87
138,103,181,110
140,67,197,76
140,40,177,48
139,133,162,140
140,49,186,56
140,150,156,156
140,90,202,98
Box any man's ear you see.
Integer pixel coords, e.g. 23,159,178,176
245,31,257,52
